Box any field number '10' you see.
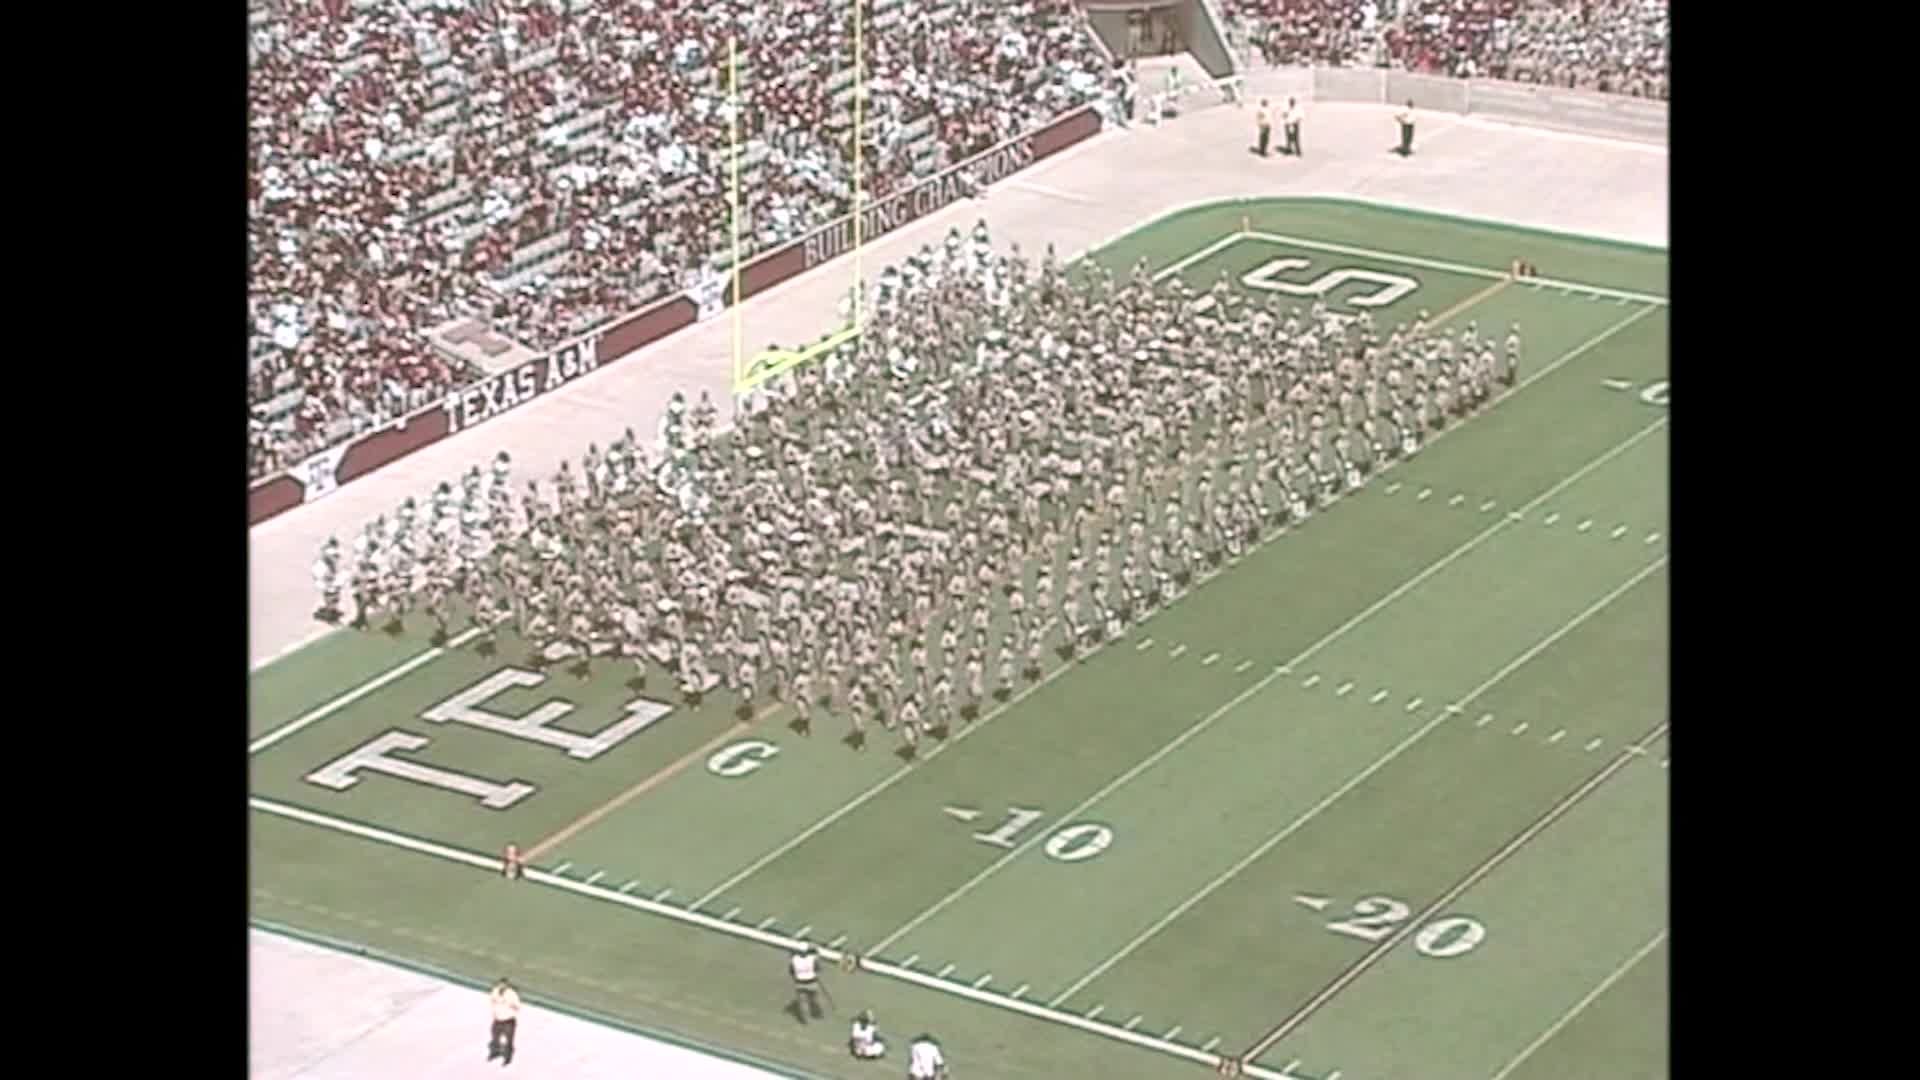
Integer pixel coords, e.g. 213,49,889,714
972,806,1115,863
1326,895,1488,959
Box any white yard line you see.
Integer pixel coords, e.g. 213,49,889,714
1489,931,1668,1080
1243,231,1671,306
689,311,1665,916
1245,720,1672,1058
248,627,485,755
1047,557,1667,1007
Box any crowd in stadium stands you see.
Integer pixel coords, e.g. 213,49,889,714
247,0,1117,480
1227,0,1667,99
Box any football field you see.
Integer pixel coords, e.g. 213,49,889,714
250,199,1670,1080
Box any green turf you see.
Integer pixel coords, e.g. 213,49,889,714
250,198,1669,1080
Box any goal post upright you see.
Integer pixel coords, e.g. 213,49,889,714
851,0,864,333
728,34,744,394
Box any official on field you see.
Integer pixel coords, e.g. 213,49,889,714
790,944,826,1021
1255,99,1272,156
1396,98,1416,156
487,977,521,1066
907,1032,950,1079
1283,96,1304,156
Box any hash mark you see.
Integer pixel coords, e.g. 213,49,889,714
1449,493,1465,507
1585,738,1603,752
722,906,741,920
938,963,956,977
758,916,778,930
1543,513,1561,526
1201,652,1220,666
1610,525,1628,539
972,974,994,989
1369,689,1389,704
584,870,605,885
619,881,639,893
1661,758,1670,769
1284,1061,1304,1076
1549,729,1566,743
1511,722,1529,735
1626,744,1649,756
552,862,573,875
902,954,919,969
1577,518,1594,532
1170,644,1188,659
1234,659,1253,673
1203,1036,1222,1052
1136,637,1155,651
1508,511,1523,521
1087,1005,1106,1020
796,925,813,938
1646,531,1662,544
1124,1015,1144,1031
1417,487,1433,501
1336,681,1354,696
1477,713,1494,727
654,888,673,902
829,934,848,948
1480,499,1497,512
1303,673,1322,688
1405,697,1424,712
1384,482,1403,494
1165,1024,1184,1040
1011,984,1030,999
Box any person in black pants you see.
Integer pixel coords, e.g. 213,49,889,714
1256,100,1272,156
1283,97,1303,156
1396,99,1416,156
488,978,521,1066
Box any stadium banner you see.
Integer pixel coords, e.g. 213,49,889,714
730,105,1104,305
245,106,1100,528
446,331,603,434
690,271,726,322
294,443,350,504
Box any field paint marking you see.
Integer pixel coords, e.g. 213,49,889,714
1625,744,1648,756
1136,637,1156,651
584,870,604,885
1610,525,1628,539
1242,714,1673,1059
1008,180,1098,205
529,709,773,865
1383,482,1402,495
1336,681,1354,697
1235,660,1254,673
697,314,1668,928
620,880,639,893
1203,1036,1222,1052
1549,729,1566,743
1124,1015,1144,1031
938,963,956,977
1490,930,1669,1080
1646,531,1662,545
1283,1061,1303,1076
1202,652,1221,666
1170,644,1189,659
1432,278,1515,325
1479,500,1497,512
829,934,848,948
901,954,920,969
1577,519,1594,533
1243,232,1671,306
1477,713,1493,727
1086,1005,1105,1021
1165,1025,1184,1041
1448,494,1465,507
1302,674,1322,689
1444,703,1464,715
1585,738,1604,751
758,916,778,930
247,627,485,755
1511,722,1529,735
1294,895,1330,911
654,888,673,902
1661,758,1669,769
796,925,813,938
552,862,573,876
1011,984,1030,999
1369,689,1389,704
1153,233,1253,282
1417,487,1432,501
1051,557,1668,1010
972,974,994,989
722,906,741,920
1404,697,1424,713
1543,513,1561,526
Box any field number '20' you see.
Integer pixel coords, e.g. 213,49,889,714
973,806,1115,863
1326,895,1488,959
1241,258,1421,308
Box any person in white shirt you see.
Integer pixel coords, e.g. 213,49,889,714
487,978,522,1066
1284,97,1304,156
907,1033,949,1079
849,1009,886,1059
789,945,825,1021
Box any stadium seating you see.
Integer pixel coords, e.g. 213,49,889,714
247,0,1118,480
